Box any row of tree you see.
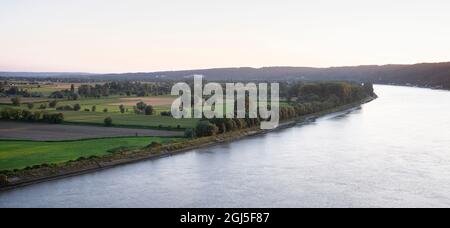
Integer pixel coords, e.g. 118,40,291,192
191,82,375,137
0,86,43,98
0,109,64,124
77,81,173,98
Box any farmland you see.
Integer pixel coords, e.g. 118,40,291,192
62,111,198,129
0,137,183,171
0,83,194,130
0,121,184,141
0,81,196,172
0,79,376,177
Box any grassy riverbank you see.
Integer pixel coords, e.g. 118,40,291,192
0,137,182,171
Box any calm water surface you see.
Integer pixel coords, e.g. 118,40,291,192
1,85,450,208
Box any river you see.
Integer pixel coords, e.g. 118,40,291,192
1,85,450,208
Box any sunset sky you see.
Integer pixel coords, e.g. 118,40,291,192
1,0,449,73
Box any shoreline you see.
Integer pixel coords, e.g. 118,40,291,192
0,96,376,192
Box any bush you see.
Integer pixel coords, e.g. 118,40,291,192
0,109,33,121
76,157,87,161
149,141,162,148
104,117,113,126
103,108,108,113
21,110,33,121
92,105,97,112
144,105,154,115
119,105,125,114
39,103,47,110
49,91,64,99
73,104,81,111
184,128,196,138
136,101,146,111
9,109,21,120
56,105,73,111
27,103,34,110
0,174,8,185
195,121,219,137
51,113,64,124
49,100,58,108
84,109,90,112
43,112,64,124
11,97,21,106
160,111,172,117
32,111,43,121
0,109,10,119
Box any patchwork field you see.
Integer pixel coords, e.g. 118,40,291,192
0,121,184,141
0,137,182,171
0,94,195,129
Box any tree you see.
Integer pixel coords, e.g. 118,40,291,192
51,113,64,124
21,110,33,121
136,101,146,111
144,105,154,115
103,108,108,113
27,103,34,110
11,97,21,106
43,113,64,124
184,128,196,138
104,117,113,126
160,111,172,117
69,93,79,101
49,91,64,99
0,174,8,185
92,105,97,112
0,109,10,119
49,100,58,108
32,111,42,121
73,104,81,111
39,104,47,110
119,104,125,114
363,82,375,96
195,121,219,137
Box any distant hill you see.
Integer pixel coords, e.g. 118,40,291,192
0,72,95,78
2,62,450,89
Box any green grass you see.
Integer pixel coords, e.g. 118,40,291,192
26,87,60,96
0,95,199,130
0,137,182,171
61,111,199,129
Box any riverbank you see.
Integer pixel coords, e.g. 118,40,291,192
0,96,376,191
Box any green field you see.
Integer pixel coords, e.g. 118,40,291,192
0,95,199,129
61,111,198,129
0,137,182,171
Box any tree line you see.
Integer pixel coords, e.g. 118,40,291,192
77,81,173,98
0,108,64,124
191,82,375,137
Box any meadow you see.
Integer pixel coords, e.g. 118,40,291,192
0,137,182,171
1,88,198,130
62,111,198,129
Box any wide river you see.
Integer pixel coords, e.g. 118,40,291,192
1,85,450,208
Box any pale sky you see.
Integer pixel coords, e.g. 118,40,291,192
1,0,449,73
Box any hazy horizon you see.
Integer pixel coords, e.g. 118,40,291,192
2,61,450,75
1,0,450,73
